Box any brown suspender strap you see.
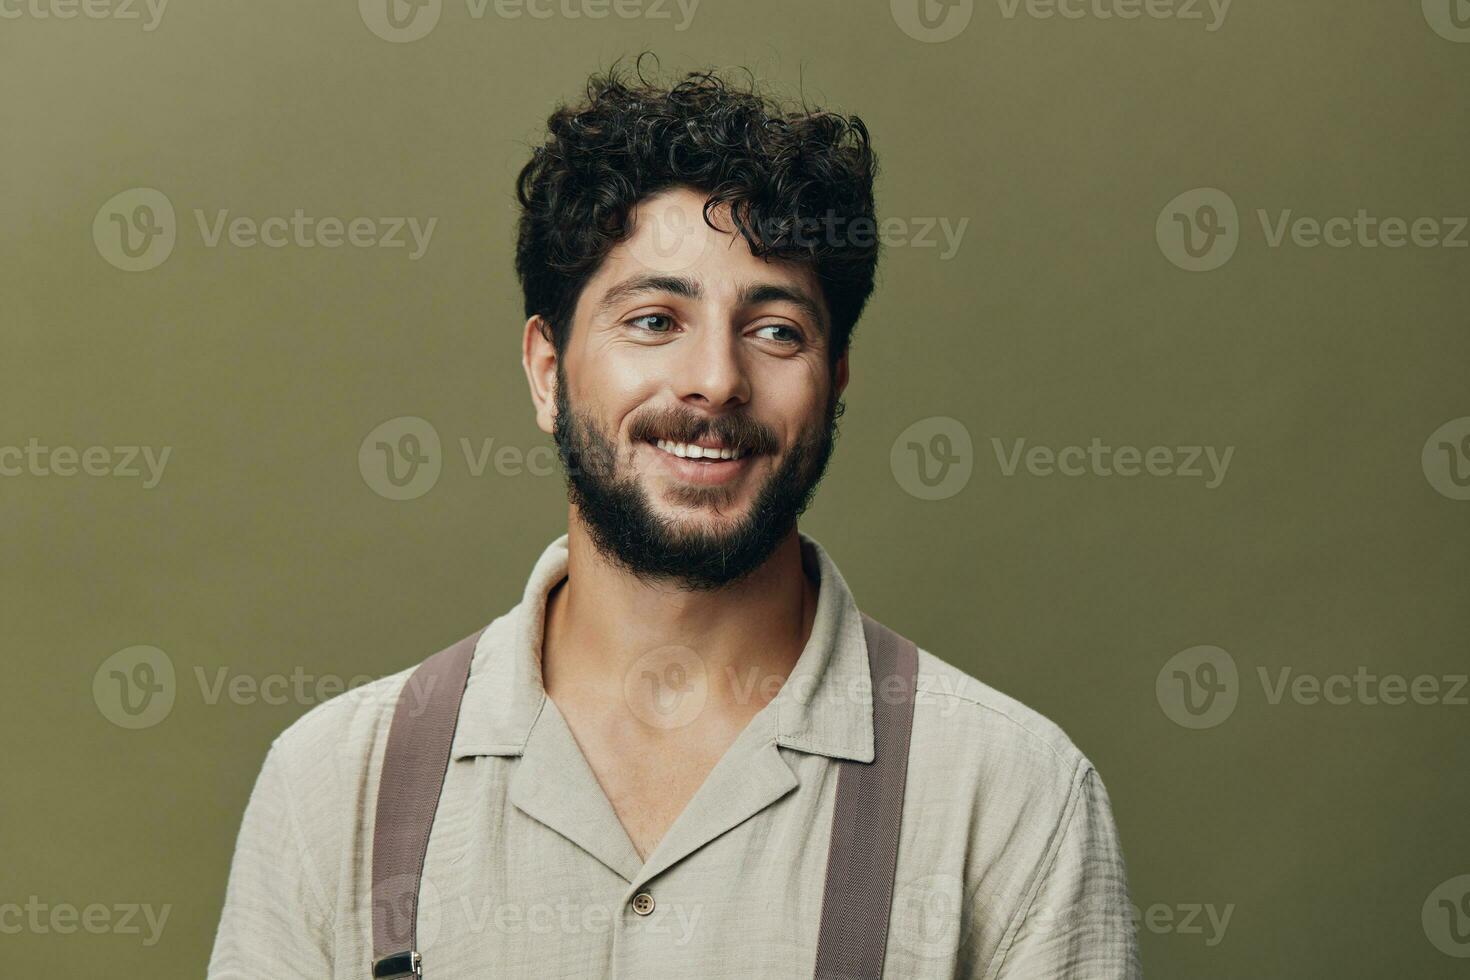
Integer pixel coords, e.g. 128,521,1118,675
370,630,482,980
368,615,919,980
812,612,920,980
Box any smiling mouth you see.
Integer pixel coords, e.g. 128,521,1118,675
647,438,752,463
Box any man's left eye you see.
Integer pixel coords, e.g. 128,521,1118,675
628,314,674,333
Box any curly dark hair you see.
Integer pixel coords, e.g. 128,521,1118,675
514,56,880,371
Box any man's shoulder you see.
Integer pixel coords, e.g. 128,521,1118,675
900,645,1137,975
266,613,512,776
269,662,414,769
907,644,1098,804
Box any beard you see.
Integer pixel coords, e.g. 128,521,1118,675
552,360,842,592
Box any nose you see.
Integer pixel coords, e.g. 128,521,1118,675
670,324,750,412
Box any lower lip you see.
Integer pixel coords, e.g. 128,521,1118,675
646,441,755,486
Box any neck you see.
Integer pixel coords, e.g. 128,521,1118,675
541,511,819,723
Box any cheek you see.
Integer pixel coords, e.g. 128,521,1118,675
608,387,664,446
568,355,652,434
776,386,830,439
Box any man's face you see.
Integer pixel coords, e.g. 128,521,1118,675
535,185,849,591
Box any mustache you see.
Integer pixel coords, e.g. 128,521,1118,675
629,409,780,456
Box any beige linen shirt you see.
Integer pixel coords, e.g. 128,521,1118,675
207,532,1140,979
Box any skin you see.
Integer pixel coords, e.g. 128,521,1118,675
520,185,851,859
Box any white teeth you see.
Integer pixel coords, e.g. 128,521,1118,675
655,439,747,461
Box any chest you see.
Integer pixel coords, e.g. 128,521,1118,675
353,748,971,980
576,729,733,859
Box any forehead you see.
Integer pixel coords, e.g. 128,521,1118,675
578,186,826,314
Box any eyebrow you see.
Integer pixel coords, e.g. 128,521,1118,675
593,274,829,336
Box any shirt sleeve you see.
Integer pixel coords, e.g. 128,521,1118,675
990,765,1141,979
206,740,337,978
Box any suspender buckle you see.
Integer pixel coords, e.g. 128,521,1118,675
372,950,422,979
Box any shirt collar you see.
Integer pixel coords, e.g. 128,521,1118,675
450,530,875,764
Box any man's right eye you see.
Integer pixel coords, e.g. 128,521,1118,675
626,314,675,333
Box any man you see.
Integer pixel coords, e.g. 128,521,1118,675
208,62,1140,979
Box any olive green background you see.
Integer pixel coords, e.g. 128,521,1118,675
3,0,1468,976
